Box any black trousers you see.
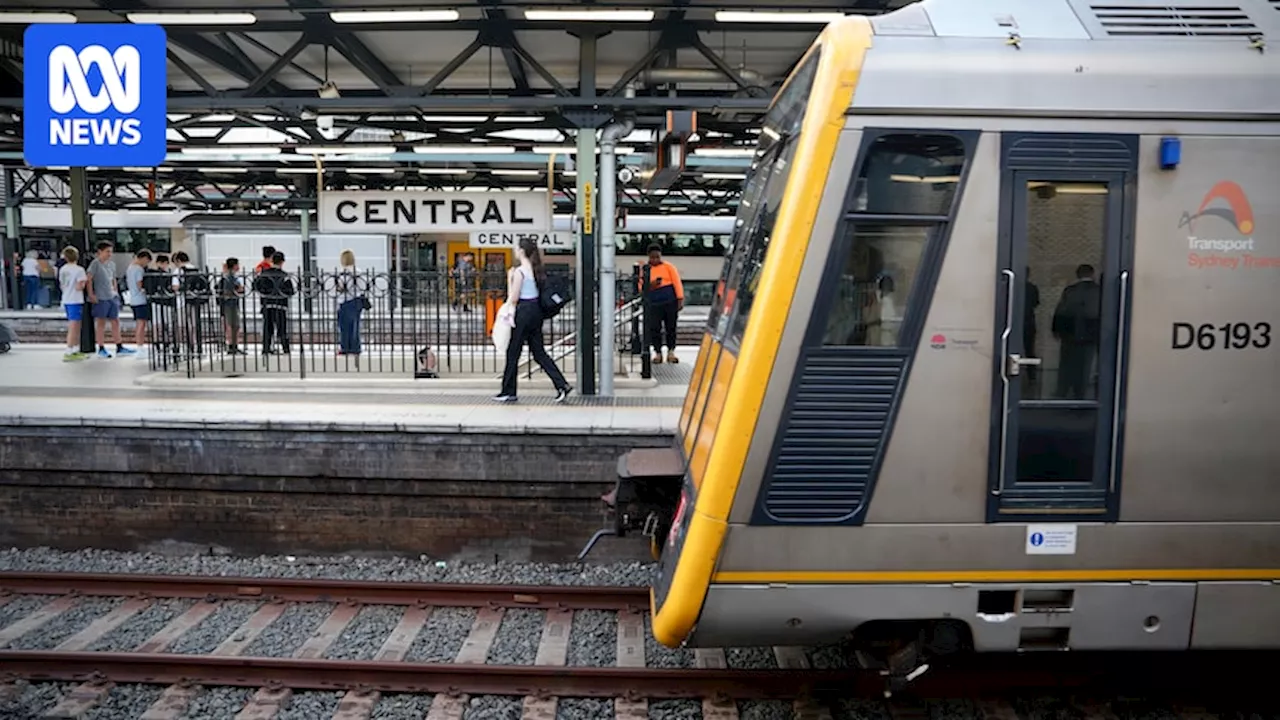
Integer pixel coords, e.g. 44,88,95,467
1056,342,1096,399
262,307,290,353
648,301,678,353
500,300,568,397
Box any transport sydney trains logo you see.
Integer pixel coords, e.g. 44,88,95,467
1180,180,1277,271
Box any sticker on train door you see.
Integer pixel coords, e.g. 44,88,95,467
1025,524,1077,555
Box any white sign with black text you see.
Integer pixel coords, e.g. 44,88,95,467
1024,524,1078,555
470,231,571,250
319,191,551,234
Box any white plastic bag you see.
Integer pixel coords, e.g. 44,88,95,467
492,304,515,353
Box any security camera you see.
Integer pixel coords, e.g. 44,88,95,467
618,167,635,184
316,115,335,139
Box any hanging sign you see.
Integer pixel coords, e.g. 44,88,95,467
319,190,551,233
470,231,572,249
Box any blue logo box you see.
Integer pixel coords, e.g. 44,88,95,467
23,23,167,168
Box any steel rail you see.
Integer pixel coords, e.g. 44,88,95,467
0,572,650,610
0,651,864,698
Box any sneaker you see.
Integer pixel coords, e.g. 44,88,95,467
492,394,517,403
555,386,573,404
652,354,664,364
62,352,86,363
97,348,112,359
117,347,137,356
667,351,679,364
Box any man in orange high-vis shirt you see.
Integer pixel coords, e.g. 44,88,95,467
639,243,684,364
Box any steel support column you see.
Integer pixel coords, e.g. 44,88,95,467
69,168,96,353
2,168,17,310
573,32,599,395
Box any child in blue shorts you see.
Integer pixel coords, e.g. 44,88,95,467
57,246,87,362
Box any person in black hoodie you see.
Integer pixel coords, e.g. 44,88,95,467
254,251,295,355
1051,263,1101,400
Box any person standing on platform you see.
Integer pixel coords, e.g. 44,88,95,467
86,241,134,359
336,249,364,356
147,254,175,361
255,251,295,355
254,245,275,275
126,250,152,357
21,250,41,309
640,243,684,364
57,246,87,362
494,238,572,404
218,257,246,355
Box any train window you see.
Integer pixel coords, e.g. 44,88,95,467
853,134,967,216
820,224,933,347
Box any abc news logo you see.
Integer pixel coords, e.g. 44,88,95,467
47,44,144,147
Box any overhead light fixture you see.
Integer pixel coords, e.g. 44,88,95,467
194,167,249,174
330,10,459,23
418,168,471,174
714,11,846,23
346,167,398,174
124,166,172,172
181,146,282,157
693,147,757,157
0,12,77,23
294,146,396,155
491,169,541,176
126,12,257,25
525,9,654,21
277,167,320,175
419,115,488,123
703,173,747,180
531,145,635,155
413,145,516,154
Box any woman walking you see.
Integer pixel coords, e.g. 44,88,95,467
495,238,572,403
336,249,364,356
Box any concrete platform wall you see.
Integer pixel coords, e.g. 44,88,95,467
0,423,670,563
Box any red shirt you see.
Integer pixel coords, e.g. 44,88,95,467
254,259,272,274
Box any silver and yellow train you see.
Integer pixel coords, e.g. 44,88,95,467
594,0,1280,685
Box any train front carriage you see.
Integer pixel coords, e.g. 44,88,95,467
598,0,1280,680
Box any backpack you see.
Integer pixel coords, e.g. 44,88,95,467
538,270,573,318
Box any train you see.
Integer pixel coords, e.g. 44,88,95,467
589,0,1280,691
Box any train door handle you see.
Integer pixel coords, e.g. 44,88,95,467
1006,354,1041,376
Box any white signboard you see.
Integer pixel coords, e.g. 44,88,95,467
470,231,572,250
1025,524,1078,555
319,191,551,234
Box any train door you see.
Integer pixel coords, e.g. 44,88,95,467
989,134,1136,522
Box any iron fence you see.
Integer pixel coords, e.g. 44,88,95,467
144,268,650,381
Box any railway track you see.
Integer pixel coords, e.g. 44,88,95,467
0,572,1273,719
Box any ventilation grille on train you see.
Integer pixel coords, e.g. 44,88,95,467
1090,4,1261,36
758,351,907,523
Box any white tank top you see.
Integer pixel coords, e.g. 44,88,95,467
517,266,539,300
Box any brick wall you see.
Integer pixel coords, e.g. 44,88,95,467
0,425,670,563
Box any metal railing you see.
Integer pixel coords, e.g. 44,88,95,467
144,268,646,381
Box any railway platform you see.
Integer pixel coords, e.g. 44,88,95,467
0,343,698,564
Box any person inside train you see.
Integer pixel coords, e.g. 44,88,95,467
494,237,572,404
640,243,685,364
1051,263,1101,400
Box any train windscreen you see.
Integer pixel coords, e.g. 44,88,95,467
706,50,821,345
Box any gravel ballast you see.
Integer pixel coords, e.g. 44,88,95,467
168,600,263,655
487,608,545,665
86,599,194,653
324,605,405,661
243,601,335,658
85,684,165,720
372,693,435,719
0,547,653,586
567,609,617,667
404,606,476,663
0,595,57,637
4,596,122,651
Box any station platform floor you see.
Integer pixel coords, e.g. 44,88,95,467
0,343,697,436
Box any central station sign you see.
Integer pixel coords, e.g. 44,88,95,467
319,190,551,234
470,231,571,249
